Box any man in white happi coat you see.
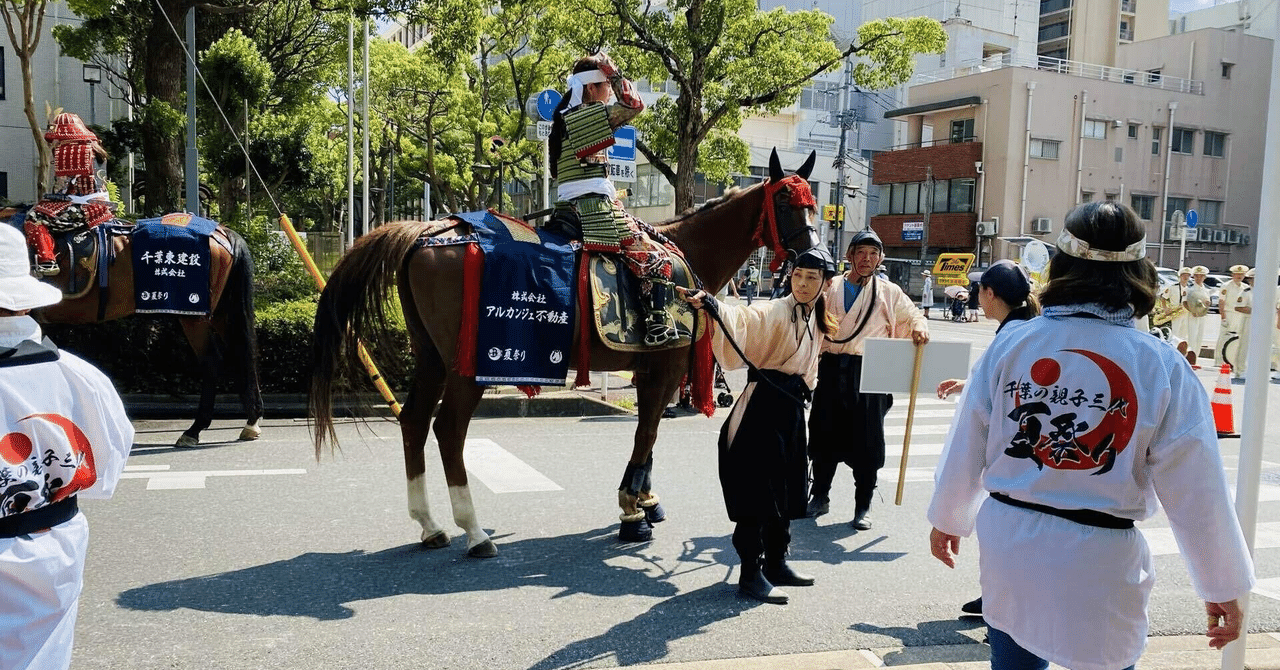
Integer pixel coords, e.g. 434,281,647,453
0,224,134,670
1216,264,1249,365
806,230,928,530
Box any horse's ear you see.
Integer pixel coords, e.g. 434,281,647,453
796,151,817,180
768,148,784,182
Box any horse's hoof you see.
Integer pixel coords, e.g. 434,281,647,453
238,425,261,441
618,519,653,543
175,434,199,448
421,530,450,549
641,501,666,524
467,540,498,558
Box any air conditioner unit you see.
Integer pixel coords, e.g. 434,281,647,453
1031,217,1052,234
1213,229,1228,243
1112,119,1124,128
976,220,997,236
1198,227,1214,242
1228,230,1241,244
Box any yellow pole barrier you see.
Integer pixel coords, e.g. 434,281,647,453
895,342,925,505
278,214,401,417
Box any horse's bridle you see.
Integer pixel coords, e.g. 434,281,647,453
755,175,820,272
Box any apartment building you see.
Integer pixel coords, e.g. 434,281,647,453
1171,0,1276,40
1038,0,1169,63
872,28,1271,272
0,1,118,204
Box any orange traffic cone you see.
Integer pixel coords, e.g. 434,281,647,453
1213,363,1239,438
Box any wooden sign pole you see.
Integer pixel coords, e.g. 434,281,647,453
895,342,926,505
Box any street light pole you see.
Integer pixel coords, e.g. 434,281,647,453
81,64,101,127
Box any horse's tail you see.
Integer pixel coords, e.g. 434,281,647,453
218,228,262,422
310,221,435,458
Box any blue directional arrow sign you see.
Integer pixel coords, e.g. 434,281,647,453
1186,209,1198,228
536,89,562,121
607,125,637,162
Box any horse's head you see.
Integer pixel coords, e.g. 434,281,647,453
756,148,822,273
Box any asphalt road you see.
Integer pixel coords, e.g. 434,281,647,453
72,314,1280,670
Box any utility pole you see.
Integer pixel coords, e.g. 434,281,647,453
184,7,199,215
921,166,933,264
832,57,854,258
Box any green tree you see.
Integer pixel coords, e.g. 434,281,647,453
1,0,53,196
575,0,946,211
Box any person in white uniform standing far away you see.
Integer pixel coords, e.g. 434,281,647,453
0,223,134,670
926,201,1253,670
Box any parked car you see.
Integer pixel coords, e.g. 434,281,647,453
1155,266,1179,292
1204,274,1229,314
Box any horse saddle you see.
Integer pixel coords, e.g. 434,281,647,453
42,227,101,299
588,253,705,352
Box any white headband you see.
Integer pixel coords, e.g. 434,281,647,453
566,69,608,107
1055,227,1147,262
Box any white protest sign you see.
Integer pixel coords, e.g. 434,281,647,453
859,338,972,394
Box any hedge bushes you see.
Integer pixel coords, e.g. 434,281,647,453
45,298,419,395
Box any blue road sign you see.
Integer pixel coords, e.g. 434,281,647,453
536,89,562,121
607,125,637,162
1186,209,1198,228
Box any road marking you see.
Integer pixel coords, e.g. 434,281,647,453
886,409,962,419
463,438,563,493
1253,578,1280,603
1142,521,1280,557
884,424,954,437
124,464,171,472
122,468,307,490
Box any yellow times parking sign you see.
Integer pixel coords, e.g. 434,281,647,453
932,253,975,286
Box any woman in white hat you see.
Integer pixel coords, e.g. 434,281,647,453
920,269,933,319
0,223,133,670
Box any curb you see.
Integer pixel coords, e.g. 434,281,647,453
121,390,632,420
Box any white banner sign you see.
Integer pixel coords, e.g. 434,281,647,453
608,161,637,183
859,338,972,394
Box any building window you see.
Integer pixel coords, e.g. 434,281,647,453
1030,138,1060,159
1038,21,1070,42
1165,197,1190,221
891,183,906,214
1199,199,1223,226
800,81,842,111
0,171,7,200
628,163,674,208
1222,62,1233,79
1151,127,1162,155
1127,123,1139,138
949,178,976,213
932,179,950,213
1171,127,1196,154
1040,0,1071,13
1083,119,1107,139
1204,131,1226,158
1131,194,1154,220
1146,69,1162,84
904,182,921,214
1080,191,1094,204
0,47,5,99
950,118,975,143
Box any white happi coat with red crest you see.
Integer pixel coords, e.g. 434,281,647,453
0,316,133,670
928,305,1253,670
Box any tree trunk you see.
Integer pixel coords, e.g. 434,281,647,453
16,48,49,197
140,0,189,215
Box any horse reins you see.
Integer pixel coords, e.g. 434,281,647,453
824,274,878,345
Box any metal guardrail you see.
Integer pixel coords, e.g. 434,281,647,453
913,53,1204,95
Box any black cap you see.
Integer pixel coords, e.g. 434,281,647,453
979,260,1031,305
846,229,883,253
794,246,837,278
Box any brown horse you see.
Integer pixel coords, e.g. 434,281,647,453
0,207,263,446
310,149,820,557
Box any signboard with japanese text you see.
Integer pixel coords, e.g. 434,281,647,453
902,220,923,242
932,253,976,286
608,161,636,183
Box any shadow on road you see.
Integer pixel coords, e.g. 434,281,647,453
789,519,909,565
117,526,693,621
850,619,987,658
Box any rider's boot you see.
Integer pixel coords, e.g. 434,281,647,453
24,222,60,276
642,282,679,347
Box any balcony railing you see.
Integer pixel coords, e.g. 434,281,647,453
1119,27,1134,41
1121,0,1136,12
913,52,1204,95
885,136,979,151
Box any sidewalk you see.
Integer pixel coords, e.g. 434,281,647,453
621,633,1280,669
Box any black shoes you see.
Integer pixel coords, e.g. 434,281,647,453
961,596,983,615
851,505,872,531
739,570,789,604
803,497,829,518
764,561,816,587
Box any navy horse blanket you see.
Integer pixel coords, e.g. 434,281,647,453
130,213,216,315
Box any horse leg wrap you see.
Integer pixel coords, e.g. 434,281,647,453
636,456,664,523
619,461,648,498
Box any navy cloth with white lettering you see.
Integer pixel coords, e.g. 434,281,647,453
457,211,576,386
130,216,214,315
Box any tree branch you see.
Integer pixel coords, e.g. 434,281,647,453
636,138,674,184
